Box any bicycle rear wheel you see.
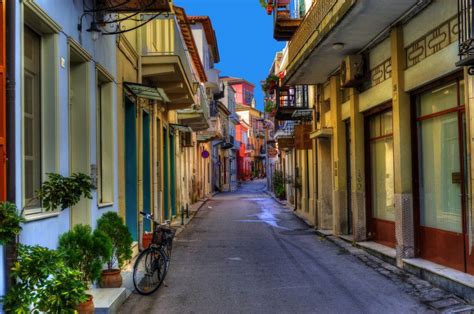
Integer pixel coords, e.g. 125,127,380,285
133,248,167,295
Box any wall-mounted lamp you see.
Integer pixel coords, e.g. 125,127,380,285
332,42,345,51
86,21,101,41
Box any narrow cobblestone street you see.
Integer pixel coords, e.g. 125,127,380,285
119,180,437,313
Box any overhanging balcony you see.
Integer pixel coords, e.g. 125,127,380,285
274,121,295,149
273,0,302,41
285,0,421,85
457,0,474,68
197,117,222,142
275,85,312,121
206,68,221,93
141,15,196,110
178,87,210,131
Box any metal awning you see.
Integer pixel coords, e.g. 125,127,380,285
291,109,313,120
124,82,170,102
170,124,193,133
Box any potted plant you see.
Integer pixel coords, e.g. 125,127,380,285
58,224,112,312
264,100,276,114
259,0,274,15
97,212,133,288
0,202,24,245
2,245,89,313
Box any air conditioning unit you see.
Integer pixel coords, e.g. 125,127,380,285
340,55,364,88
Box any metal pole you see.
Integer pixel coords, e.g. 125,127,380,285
181,206,184,225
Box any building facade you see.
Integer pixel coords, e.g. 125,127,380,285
265,0,474,300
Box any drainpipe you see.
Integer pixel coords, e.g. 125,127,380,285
5,0,16,294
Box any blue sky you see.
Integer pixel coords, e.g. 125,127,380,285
174,0,285,110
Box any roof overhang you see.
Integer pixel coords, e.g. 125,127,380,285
177,109,210,131
124,82,170,102
285,0,423,85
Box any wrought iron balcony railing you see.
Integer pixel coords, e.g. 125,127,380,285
273,0,302,41
457,0,474,70
287,0,338,72
275,85,313,121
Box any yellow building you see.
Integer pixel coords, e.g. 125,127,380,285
268,0,474,301
116,4,213,250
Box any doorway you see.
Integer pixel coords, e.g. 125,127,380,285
366,108,395,248
142,111,151,232
163,127,169,220
69,48,90,226
169,132,176,217
345,120,353,235
125,96,138,241
415,78,472,274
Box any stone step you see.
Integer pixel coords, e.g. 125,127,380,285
88,288,130,314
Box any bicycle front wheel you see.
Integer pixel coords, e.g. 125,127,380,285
133,248,167,295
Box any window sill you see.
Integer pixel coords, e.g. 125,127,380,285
98,202,114,209
24,211,60,222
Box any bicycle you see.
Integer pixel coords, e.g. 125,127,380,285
132,211,176,295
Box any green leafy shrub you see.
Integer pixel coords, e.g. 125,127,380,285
0,202,24,245
272,170,287,199
36,173,95,212
58,224,112,284
264,100,276,113
2,244,88,313
97,212,133,270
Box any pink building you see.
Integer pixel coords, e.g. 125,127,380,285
220,77,255,106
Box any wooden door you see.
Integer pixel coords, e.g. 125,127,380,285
142,111,151,232
125,96,138,241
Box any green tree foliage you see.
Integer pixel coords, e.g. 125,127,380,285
36,173,95,212
58,224,112,284
2,245,88,313
0,202,24,245
97,211,133,270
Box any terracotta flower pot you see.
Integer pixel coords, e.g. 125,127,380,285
142,233,153,249
100,269,123,288
76,294,94,314
266,5,273,15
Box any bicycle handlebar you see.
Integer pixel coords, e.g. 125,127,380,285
139,211,171,226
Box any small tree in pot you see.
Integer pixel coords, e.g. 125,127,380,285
58,224,112,313
97,212,133,288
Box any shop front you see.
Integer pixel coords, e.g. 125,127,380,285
413,75,473,274
366,106,395,248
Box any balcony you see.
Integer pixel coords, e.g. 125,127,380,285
274,121,295,149
177,87,210,131
457,0,474,68
141,15,196,109
197,117,222,142
273,0,302,41
285,0,420,85
275,85,312,121
206,68,221,93
95,0,172,12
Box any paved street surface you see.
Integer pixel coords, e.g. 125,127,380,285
120,180,432,313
